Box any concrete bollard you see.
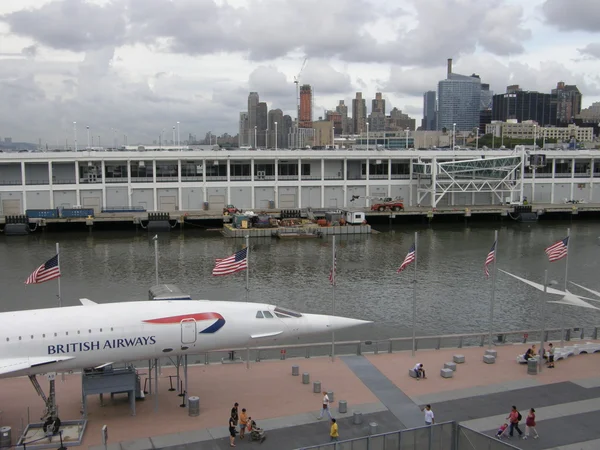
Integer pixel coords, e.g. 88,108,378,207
338,400,347,414
353,411,363,425
327,391,334,402
302,372,310,384
369,422,378,435
313,381,321,393
292,365,299,376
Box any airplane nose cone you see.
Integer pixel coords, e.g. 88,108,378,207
327,315,372,331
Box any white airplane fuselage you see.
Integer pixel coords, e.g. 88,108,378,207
0,300,367,378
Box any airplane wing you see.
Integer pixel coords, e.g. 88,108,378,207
79,298,97,306
498,270,566,296
0,356,74,376
569,282,600,300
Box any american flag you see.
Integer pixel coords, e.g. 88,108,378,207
484,241,497,279
545,236,569,262
397,243,416,273
25,254,61,284
212,247,248,276
329,250,337,285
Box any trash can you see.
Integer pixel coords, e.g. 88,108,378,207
527,359,538,375
327,391,334,402
313,381,321,393
188,396,200,417
369,422,378,435
292,365,299,376
269,200,275,209
0,427,11,448
353,412,363,425
302,372,310,384
203,202,209,211
338,400,347,414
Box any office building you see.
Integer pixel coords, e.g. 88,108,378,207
422,91,437,131
492,86,556,126
552,82,582,126
238,112,249,147
267,109,284,149
352,92,367,135
299,84,313,128
437,58,481,132
256,102,268,147
336,100,351,135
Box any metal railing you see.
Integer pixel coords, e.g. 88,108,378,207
152,325,599,367
297,422,522,450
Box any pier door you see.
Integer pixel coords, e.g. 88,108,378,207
181,319,197,344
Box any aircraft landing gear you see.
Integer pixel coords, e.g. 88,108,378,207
29,374,61,435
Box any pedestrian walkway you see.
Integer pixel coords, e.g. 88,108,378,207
341,355,423,428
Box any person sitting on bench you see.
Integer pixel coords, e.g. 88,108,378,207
413,363,426,379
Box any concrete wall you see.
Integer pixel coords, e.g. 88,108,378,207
53,190,77,208
534,184,552,203
302,160,321,177
157,188,178,211
206,187,227,210
453,193,470,206
346,160,363,179
132,189,154,210
80,189,103,213
182,187,204,210
1,191,23,214
593,184,600,202
324,186,343,208
0,163,21,184
347,186,366,207
390,185,410,203
573,182,590,202
323,160,343,178
230,187,252,209
301,186,321,208
278,186,298,208
106,187,128,208
52,162,76,183
26,191,50,209
473,192,491,205
25,163,49,183
370,185,388,199
553,183,571,203
254,187,275,209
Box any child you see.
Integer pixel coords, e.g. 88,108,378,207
523,408,539,440
496,423,508,439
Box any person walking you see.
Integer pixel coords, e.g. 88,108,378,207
330,418,339,442
506,405,523,438
523,408,539,440
318,391,333,420
239,408,248,439
228,415,237,447
547,343,555,368
424,404,435,426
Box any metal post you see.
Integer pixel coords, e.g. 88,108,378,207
154,358,158,412
56,242,62,308
488,230,498,349
331,235,336,362
246,347,250,370
153,235,159,286
184,354,188,405
412,231,418,357
539,270,548,373
560,228,570,347
245,235,250,301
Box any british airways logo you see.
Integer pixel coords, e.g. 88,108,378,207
143,312,226,333
48,336,157,355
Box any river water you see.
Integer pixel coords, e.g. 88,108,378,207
1,221,599,342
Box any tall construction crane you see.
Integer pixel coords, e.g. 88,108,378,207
293,57,308,147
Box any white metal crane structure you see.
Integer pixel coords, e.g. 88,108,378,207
412,147,527,208
293,57,308,148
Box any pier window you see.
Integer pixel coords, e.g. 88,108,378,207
574,160,591,178
156,161,178,181
254,162,275,180
230,162,251,181
390,162,410,178
367,161,389,178
181,161,203,181
130,161,153,182
25,162,50,185
554,160,572,178
79,162,102,183
205,161,226,180
0,163,22,186
532,158,552,178
52,162,76,184
104,162,128,182
594,161,600,177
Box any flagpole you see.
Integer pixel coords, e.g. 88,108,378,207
411,231,418,357
331,235,336,362
56,242,62,308
488,230,498,349
560,227,570,347
245,235,250,302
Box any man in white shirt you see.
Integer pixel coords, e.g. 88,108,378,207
413,363,426,379
424,404,435,425
318,391,333,420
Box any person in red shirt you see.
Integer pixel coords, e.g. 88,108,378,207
506,405,523,438
523,408,539,440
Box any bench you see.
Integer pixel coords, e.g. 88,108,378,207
444,362,457,371
483,354,496,364
440,368,454,378
453,355,465,364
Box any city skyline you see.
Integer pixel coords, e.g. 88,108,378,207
0,0,599,144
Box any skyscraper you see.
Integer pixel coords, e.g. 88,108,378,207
248,92,259,130
372,92,385,115
492,87,556,126
552,81,582,126
422,91,437,131
268,109,284,149
238,112,249,147
437,58,481,132
299,84,313,128
335,100,350,134
282,115,292,148
256,102,268,147
352,92,367,135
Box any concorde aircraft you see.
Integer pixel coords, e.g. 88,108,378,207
0,298,370,432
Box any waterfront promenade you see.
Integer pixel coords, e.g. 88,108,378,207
1,342,599,449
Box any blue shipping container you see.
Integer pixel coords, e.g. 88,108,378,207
26,209,59,219
60,208,95,218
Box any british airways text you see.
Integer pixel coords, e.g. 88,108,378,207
47,336,157,354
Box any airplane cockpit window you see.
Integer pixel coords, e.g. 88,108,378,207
273,307,303,318
256,311,264,318
263,311,274,318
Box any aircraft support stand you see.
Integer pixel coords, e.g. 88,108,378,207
154,358,159,412
28,374,61,433
180,354,188,408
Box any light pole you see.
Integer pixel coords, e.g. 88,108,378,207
98,135,101,148
73,121,78,151
172,126,175,146
177,121,180,149
405,127,410,149
86,126,90,149
274,121,278,151
539,270,558,373
124,134,127,146
533,124,537,148
112,128,117,149
476,128,479,150
452,123,456,150
161,128,165,149
152,234,159,286
331,126,335,149
366,122,369,150
254,126,257,149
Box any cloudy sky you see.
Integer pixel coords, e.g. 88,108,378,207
1,0,599,145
